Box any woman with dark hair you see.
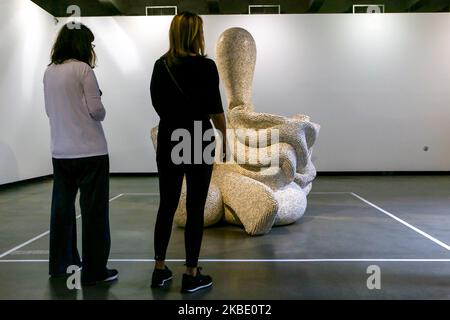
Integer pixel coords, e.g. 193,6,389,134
44,23,118,285
150,12,227,293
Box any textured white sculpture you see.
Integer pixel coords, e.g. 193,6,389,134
151,27,320,235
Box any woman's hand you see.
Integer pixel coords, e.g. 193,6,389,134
210,112,227,163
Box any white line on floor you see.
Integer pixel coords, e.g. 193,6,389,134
310,192,353,194
10,250,49,255
0,193,124,259
122,193,160,196
109,193,125,201
112,258,450,263
122,192,353,196
2,258,450,263
350,192,450,251
0,233,51,260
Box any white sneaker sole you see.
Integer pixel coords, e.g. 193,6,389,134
82,273,118,286
104,274,119,282
152,276,173,287
183,281,213,293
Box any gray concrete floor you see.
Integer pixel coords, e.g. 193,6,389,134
1,175,450,299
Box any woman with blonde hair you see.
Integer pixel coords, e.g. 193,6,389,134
150,12,226,293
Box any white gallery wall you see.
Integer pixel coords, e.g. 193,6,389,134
2,9,450,185
73,14,450,173
0,0,56,185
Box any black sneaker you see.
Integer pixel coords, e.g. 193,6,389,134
151,266,173,288
81,269,119,286
181,267,213,293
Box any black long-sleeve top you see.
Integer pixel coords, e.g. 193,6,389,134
150,55,224,128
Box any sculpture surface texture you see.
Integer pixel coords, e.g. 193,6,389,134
151,27,320,235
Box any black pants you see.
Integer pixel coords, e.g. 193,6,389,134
154,125,214,268
49,155,110,280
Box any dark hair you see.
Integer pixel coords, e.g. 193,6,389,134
50,23,96,67
163,11,205,66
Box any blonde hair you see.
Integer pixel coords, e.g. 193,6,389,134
164,12,205,66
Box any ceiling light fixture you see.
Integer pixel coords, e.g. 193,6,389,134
353,4,385,14
145,6,177,16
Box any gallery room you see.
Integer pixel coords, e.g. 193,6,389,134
1,0,450,303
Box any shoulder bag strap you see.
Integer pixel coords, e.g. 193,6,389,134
163,58,191,102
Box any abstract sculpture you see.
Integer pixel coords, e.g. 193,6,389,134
151,27,320,235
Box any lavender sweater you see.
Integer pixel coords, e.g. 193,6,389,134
43,60,108,159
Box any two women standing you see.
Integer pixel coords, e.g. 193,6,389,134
43,12,226,293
